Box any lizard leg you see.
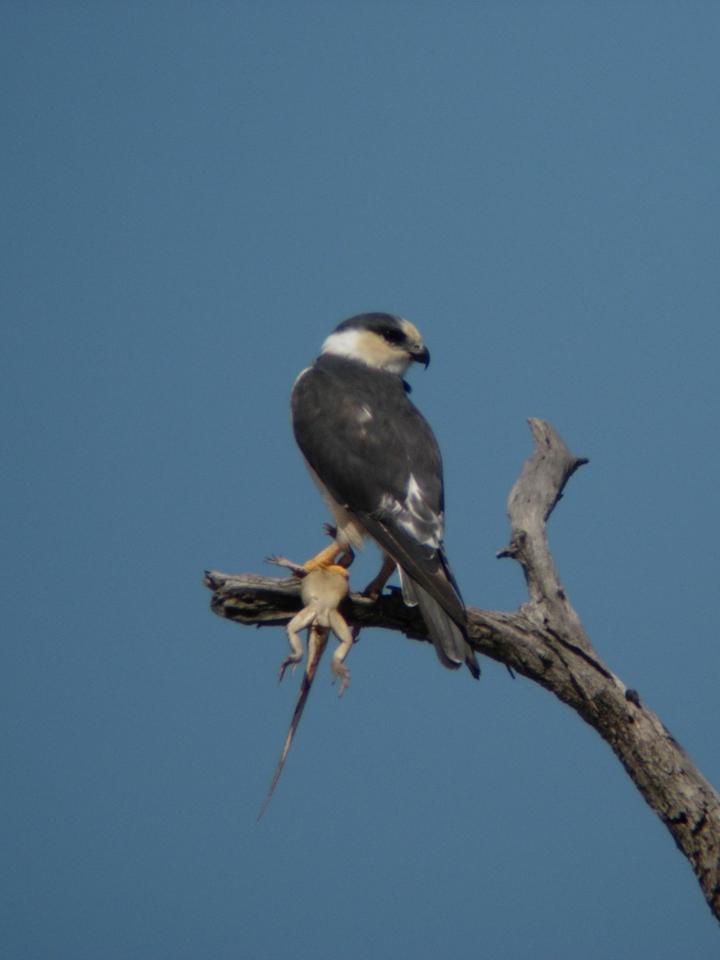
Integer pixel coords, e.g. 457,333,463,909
278,607,315,682
266,555,306,577
328,609,354,697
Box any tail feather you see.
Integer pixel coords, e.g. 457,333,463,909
410,578,480,679
356,513,480,679
398,567,418,607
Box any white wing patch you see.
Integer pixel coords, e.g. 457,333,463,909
351,401,374,439
379,473,443,548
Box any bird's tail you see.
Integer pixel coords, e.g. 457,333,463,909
400,572,480,679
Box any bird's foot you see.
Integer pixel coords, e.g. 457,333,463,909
321,524,355,569
302,540,345,572
362,581,383,600
362,555,396,599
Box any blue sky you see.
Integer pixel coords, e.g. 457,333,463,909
3,2,719,956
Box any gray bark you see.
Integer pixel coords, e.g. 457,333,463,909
204,418,720,923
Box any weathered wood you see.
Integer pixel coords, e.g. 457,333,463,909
204,418,720,922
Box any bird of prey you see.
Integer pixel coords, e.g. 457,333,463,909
291,312,480,678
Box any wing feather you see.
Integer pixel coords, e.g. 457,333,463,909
292,356,443,518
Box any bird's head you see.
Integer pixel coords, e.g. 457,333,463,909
321,313,430,375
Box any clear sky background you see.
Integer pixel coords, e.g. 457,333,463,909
3,2,719,957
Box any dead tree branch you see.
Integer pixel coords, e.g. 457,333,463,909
204,418,720,923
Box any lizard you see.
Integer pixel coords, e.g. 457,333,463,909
257,544,354,819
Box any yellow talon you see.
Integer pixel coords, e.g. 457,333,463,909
302,541,343,571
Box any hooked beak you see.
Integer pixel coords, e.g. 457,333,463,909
410,344,431,369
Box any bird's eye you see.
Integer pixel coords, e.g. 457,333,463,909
381,326,405,345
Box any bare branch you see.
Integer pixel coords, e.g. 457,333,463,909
498,417,593,653
204,419,720,922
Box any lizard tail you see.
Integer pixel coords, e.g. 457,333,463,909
257,626,329,820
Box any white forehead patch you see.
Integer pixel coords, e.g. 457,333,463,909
399,318,422,343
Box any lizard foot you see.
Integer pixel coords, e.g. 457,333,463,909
332,661,350,698
278,654,302,683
